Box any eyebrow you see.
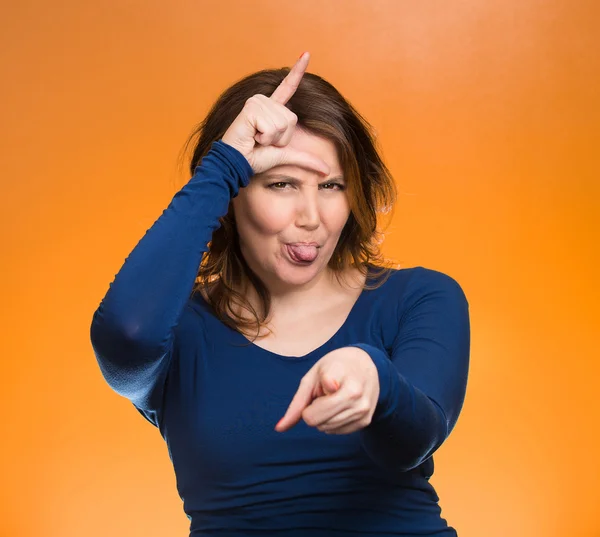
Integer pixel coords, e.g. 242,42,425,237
263,174,345,183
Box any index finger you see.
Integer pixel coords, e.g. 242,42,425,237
270,51,310,105
274,372,317,432
274,383,311,432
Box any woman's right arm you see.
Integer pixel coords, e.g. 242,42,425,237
89,141,254,408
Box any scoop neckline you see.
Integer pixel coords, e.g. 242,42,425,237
233,264,374,362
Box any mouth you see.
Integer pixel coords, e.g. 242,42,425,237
284,242,320,264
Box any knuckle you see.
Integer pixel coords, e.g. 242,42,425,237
358,401,370,414
282,107,298,121
284,114,298,127
274,120,288,132
302,411,316,427
347,385,363,400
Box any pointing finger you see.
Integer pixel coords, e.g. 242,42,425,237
275,372,316,432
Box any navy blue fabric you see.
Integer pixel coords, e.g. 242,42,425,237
90,140,470,536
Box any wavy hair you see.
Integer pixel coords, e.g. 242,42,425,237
178,64,399,340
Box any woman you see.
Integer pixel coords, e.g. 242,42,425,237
90,51,470,536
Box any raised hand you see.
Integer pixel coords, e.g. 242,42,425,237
221,52,330,176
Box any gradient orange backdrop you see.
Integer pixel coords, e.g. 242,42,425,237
2,1,599,536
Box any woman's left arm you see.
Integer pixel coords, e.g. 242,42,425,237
350,268,470,473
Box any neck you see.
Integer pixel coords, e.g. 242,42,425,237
273,268,339,312
241,266,336,318
241,264,365,322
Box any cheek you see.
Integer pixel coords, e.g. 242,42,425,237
327,200,352,234
237,195,291,236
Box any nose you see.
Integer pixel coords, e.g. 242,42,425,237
295,187,321,230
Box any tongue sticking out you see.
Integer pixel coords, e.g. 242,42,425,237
287,244,318,263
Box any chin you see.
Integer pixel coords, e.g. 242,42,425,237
266,257,327,287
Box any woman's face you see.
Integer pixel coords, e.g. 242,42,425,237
232,129,350,292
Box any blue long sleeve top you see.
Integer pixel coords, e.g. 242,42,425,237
90,140,471,537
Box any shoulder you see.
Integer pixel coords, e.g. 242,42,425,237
363,264,469,342
368,264,468,305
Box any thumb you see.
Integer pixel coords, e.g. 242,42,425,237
322,375,340,395
275,369,319,432
257,145,331,177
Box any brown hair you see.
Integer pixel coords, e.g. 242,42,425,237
178,64,399,340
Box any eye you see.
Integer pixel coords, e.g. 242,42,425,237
266,181,346,191
320,182,346,191
267,181,292,190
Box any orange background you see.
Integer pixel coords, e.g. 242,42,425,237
2,1,599,536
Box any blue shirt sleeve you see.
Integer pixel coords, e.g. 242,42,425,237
350,267,470,473
89,140,254,413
